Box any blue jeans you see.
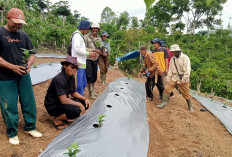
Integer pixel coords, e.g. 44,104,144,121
0,74,36,137
76,68,87,95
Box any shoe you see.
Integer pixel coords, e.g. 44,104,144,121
25,130,42,138
147,97,153,101
9,136,19,145
157,93,169,109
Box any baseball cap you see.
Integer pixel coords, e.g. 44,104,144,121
7,8,27,25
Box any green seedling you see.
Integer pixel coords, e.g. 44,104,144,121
49,61,53,65
21,48,33,64
98,114,106,127
33,64,37,68
63,143,81,157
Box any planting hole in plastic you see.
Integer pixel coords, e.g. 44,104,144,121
106,105,113,108
93,124,99,128
115,94,119,96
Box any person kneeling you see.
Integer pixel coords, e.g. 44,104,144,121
44,56,91,129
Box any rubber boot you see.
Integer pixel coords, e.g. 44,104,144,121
186,99,194,112
93,82,100,97
88,84,96,100
101,74,106,86
157,93,169,109
103,74,108,85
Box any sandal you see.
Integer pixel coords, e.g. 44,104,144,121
53,123,68,130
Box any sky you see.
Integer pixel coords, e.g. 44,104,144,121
50,0,232,29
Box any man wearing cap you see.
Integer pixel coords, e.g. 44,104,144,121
99,31,110,85
157,44,193,112
138,45,162,101
44,56,91,129
0,8,42,145
151,38,169,99
84,23,102,99
71,20,97,96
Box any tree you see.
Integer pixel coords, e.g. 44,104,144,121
100,6,116,24
51,1,71,17
116,11,130,30
131,16,139,29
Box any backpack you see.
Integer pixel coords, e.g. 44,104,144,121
67,31,84,56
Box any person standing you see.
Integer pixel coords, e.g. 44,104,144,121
44,56,91,129
84,23,102,99
71,20,97,96
151,38,169,99
0,8,42,145
138,45,162,101
161,40,174,97
99,31,110,85
157,44,193,112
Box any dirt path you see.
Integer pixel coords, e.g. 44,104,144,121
0,57,232,157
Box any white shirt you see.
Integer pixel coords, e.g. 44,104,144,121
71,30,88,69
167,52,191,84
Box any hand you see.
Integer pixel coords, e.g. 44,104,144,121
26,65,31,74
145,69,149,74
10,64,27,76
138,72,142,77
84,99,91,110
89,51,97,58
165,69,168,75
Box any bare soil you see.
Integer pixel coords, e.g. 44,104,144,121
0,56,232,157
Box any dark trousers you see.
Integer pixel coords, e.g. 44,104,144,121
145,76,155,99
152,75,164,99
45,98,87,120
86,59,98,84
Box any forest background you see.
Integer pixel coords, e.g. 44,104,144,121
1,0,232,99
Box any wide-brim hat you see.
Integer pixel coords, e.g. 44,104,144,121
91,23,100,31
78,20,91,30
101,31,109,38
151,38,161,44
7,8,27,25
160,41,166,47
169,44,181,51
61,56,78,68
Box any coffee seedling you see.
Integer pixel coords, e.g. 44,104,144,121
98,114,106,127
21,48,33,64
33,64,37,68
63,142,81,157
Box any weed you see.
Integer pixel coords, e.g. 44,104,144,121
63,143,81,157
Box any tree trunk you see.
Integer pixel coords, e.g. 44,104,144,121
197,79,202,93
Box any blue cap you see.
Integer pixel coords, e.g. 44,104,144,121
78,20,91,30
160,41,166,47
151,38,162,44
101,31,109,38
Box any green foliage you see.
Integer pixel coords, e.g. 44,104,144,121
98,114,106,127
63,143,81,157
21,48,32,64
33,64,37,68
144,0,156,11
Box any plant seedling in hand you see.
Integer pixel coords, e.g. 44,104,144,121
63,143,81,157
21,48,33,64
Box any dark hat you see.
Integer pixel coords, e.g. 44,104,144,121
160,41,166,47
61,56,78,68
151,38,162,44
101,31,109,38
7,8,27,24
78,20,91,30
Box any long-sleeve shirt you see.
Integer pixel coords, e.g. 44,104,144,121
140,51,162,77
167,52,191,84
84,33,101,61
71,30,89,69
